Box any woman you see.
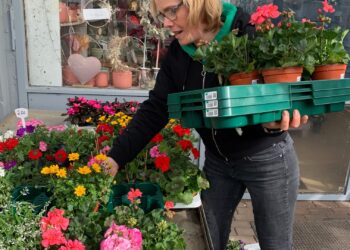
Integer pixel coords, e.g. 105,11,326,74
105,1,308,249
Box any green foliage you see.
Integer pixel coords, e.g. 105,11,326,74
253,10,317,74
194,30,256,80
225,239,245,250
0,170,12,209
0,202,42,250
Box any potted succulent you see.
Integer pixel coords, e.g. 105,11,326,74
309,0,349,80
250,4,317,83
194,29,260,85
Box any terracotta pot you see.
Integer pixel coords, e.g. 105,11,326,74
68,8,78,23
85,77,95,87
95,70,110,88
312,64,347,80
62,65,79,85
59,3,69,23
229,70,262,85
262,66,303,84
112,70,132,89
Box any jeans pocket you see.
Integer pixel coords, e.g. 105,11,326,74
246,142,284,162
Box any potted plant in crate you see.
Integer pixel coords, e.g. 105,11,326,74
250,4,317,83
310,0,349,80
194,29,260,85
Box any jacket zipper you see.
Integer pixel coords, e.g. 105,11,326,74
211,128,229,162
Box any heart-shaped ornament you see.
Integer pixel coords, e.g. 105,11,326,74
68,54,101,84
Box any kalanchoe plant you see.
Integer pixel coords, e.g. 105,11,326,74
311,0,350,66
194,29,257,84
250,4,317,74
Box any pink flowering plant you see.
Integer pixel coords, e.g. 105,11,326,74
62,96,140,126
105,188,186,250
250,3,317,74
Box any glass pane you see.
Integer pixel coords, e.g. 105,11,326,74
290,105,350,193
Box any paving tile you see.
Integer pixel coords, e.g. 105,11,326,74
336,201,350,208
235,227,256,237
312,201,342,208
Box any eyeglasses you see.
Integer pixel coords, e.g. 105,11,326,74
156,2,183,23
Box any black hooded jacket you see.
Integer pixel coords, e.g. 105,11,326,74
108,7,286,167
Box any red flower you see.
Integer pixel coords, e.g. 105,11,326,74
41,228,66,248
172,125,191,137
0,142,5,153
54,149,68,163
322,0,335,13
127,188,143,203
46,154,54,161
97,135,110,147
154,155,170,173
191,148,200,159
164,200,174,209
28,149,43,160
96,123,114,135
4,138,19,151
58,240,85,250
177,139,193,151
250,3,280,25
151,133,163,143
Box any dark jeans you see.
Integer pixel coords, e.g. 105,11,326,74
201,134,299,250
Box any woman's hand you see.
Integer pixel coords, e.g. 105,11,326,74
263,110,308,131
103,157,119,177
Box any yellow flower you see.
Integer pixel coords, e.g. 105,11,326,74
68,153,80,161
41,167,51,175
92,163,101,173
99,115,106,121
85,117,92,123
111,121,117,125
74,185,86,197
49,164,59,174
77,166,92,175
56,168,67,178
95,154,107,161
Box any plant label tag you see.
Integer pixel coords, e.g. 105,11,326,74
204,91,217,101
297,76,301,82
15,108,28,128
206,109,218,117
340,73,345,79
252,79,258,84
205,100,218,109
83,9,111,21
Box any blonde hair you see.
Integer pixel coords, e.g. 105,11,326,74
150,0,222,32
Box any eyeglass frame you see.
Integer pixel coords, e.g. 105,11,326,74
156,2,184,23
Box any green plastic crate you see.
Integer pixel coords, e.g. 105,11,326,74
168,79,350,129
107,182,164,214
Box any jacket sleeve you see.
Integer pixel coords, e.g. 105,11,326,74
232,7,256,38
107,45,178,167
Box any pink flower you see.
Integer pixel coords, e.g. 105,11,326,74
149,145,161,158
58,239,85,250
40,208,69,232
250,3,280,25
100,145,111,154
47,125,67,131
127,188,142,203
16,118,44,128
301,18,311,23
41,228,66,247
101,224,142,250
39,141,48,152
0,162,4,168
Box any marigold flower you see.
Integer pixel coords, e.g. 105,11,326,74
56,168,67,178
92,163,101,173
74,185,86,197
77,166,92,175
85,117,92,123
50,164,60,174
95,154,107,161
68,153,80,161
41,166,51,175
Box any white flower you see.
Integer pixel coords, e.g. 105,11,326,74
0,168,5,177
4,130,14,140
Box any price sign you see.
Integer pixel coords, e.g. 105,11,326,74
14,108,28,128
83,8,111,21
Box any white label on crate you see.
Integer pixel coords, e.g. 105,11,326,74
83,9,111,21
206,109,218,117
205,100,218,109
252,79,258,84
340,73,345,79
297,76,301,82
204,91,217,101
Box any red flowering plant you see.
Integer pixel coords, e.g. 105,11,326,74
250,3,317,74
309,0,349,67
114,119,209,205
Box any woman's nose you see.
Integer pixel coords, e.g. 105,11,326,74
163,17,173,28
